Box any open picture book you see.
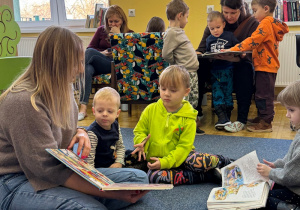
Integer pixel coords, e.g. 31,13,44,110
198,51,252,59
207,151,272,210
46,149,173,191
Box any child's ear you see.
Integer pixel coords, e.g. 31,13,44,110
264,5,270,13
92,107,96,116
185,88,191,96
116,109,121,118
177,12,183,20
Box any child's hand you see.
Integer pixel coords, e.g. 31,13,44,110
263,159,275,168
131,134,151,161
110,162,122,168
147,157,161,170
257,163,271,178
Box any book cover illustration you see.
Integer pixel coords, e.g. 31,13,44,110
46,149,173,191
207,151,270,209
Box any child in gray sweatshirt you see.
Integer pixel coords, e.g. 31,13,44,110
257,80,300,209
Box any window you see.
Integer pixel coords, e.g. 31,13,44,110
13,0,109,29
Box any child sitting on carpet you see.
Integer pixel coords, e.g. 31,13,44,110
126,65,232,185
85,87,125,168
257,80,300,209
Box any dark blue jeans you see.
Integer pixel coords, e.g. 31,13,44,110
0,168,148,210
233,61,255,124
80,48,113,105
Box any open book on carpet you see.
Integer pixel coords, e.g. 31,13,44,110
46,149,173,191
207,151,272,210
199,51,252,59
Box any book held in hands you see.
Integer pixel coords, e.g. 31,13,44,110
207,151,272,210
46,149,173,191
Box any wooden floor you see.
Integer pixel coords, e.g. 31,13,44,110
78,95,296,140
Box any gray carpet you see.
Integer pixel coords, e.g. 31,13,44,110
120,128,292,210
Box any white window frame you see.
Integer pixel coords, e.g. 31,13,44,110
17,0,91,32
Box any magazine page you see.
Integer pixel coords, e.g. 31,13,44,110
46,149,173,191
221,151,268,187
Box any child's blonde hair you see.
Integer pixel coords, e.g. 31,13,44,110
207,11,225,23
146,16,166,32
277,80,300,108
93,87,120,108
159,65,190,89
251,0,277,13
166,0,189,21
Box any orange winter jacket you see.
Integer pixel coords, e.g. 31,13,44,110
230,16,289,73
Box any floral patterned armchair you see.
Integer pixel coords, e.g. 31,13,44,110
109,32,169,115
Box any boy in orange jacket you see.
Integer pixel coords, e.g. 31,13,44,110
225,0,289,132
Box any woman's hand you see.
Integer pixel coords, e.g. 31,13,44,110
263,159,275,168
68,128,91,158
147,157,161,170
131,134,151,161
257,163,271,178
110,26,121,33
101,49,112,57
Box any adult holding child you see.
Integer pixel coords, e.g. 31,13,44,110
196,0,259,132
78,5,134,121
0,26,148,209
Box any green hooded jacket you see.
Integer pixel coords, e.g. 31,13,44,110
133,99,197,169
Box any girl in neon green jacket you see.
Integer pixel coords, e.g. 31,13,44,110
130,65,231,185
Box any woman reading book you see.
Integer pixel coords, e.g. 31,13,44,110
0,26,148,209
196,0,259,133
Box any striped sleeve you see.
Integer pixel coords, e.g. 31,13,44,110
86,131,98,167
115,125,125,165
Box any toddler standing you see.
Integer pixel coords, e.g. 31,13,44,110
227,0,289,132
162,0,203,134
205,11,240,130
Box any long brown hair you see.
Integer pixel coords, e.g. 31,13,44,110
104,5,130,34
0,26,84,129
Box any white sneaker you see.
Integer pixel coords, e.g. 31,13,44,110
78,112,86,121
224,121,245,133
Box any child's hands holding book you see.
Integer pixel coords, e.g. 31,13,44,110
257,162,272,178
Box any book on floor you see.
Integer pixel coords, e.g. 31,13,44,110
207,151,272,210
198,51,252,59
46,149,173,191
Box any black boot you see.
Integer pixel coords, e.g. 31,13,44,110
217,155,235,168
277,201,300,210
214,105,231,130
226,106,234,120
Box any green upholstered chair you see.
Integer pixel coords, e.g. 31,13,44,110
0,56,31,93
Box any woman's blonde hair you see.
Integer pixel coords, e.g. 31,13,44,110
104,5,130,33
159,65,190,89
277,80,300,107
0,26,84,129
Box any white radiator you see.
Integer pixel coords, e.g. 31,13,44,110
276,32,300,87
17,36,92,57
17,33,299,87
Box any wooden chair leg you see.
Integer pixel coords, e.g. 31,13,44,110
128,104,132,117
